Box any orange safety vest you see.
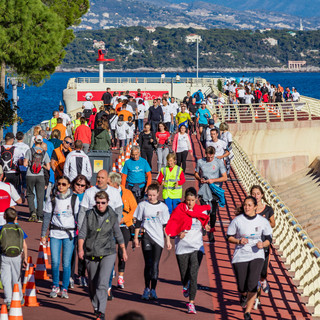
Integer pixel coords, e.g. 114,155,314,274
52,123,67,140
52,145,71,178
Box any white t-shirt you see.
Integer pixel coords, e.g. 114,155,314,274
0,182,20,226
111,96,119,109
238,89,245,98
220,131,233,145
175,216,204,255
162,105,172,123
59,112,71,126
227,214,272,264
116,122,129,140
83,101,94,110
137,104,147,120
217,97,225,105
170,102,179,117
134,200,170,248
176,133,189,153
292,92,300,102
244,94,254,104
127,123,135,139
81,185,123,212
13,142,30,172
43,194,80,239
206,139,228,157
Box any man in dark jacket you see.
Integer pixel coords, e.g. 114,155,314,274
148,100,164,132
101,87,112,110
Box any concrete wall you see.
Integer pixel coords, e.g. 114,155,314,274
230,120,320,184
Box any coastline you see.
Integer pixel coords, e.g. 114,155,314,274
56,66,320,73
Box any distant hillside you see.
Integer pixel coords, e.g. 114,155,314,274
77,0,320,31
62,27,320,70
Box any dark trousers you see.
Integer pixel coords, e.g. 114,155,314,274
151,121,159,133
176,250,203,300
141,148,153,169
26,175,45,218
71,237,86,279
118,227,131,273
4,171,20,190
176,150,188,172
111,129,117,148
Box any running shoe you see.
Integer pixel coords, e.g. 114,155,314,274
37,217,43,223
61,289,69,299
244,312,252,320
50,286,60,298
96,312,105,320
183,280,190,298
149,289,158,300
187,302,197,314
141,288,150,300
261,280,270,293
69,277,74,289
28,212,37,222
240,294,247,308
80,276,88,287
117,276,125,289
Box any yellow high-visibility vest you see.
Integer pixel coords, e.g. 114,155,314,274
161,165,183,199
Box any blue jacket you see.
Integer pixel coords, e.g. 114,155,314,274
192,90,204,104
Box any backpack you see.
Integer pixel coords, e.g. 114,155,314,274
0,184,12,213
0,146,16,172
30,148,45,174
0,223,24,257
194,92,200,101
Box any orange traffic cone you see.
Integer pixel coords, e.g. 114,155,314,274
35,243,49,280
43,243,51,270
112,163,116,172
129,141,132,149
276,109,280,117
24,266,39,307
121,153,125,166
125,149,130,161
0,304,8,320
8,284,23,320
22,257,32,295
255,110,259,119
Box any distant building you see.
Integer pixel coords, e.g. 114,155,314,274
185,34,202,43
93,40,105,50
145,27,156,33
288,60,306,70
300,19,304,31
288,31,296,37
263,38,278,46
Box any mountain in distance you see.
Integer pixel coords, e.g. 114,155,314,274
78,0,320,30
158,0,320,18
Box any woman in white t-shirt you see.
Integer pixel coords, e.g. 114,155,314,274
133,183,172,301
165,187,211,314
41,175,80,299
172,125,193,173
227,196,272,320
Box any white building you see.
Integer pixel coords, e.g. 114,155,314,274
145,27,156,33
263,38,278,46
185,34,202,43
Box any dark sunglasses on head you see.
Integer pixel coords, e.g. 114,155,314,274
76,183,86,187
58,182,67,187
96,201,107,205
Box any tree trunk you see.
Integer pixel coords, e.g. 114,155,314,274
0,62,6,141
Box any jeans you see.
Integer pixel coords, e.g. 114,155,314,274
50,237,75,290
156,147,169,172
138,119,144,132
164,198,180,214
26,175,45,219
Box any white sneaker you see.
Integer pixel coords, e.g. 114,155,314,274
50,286,60,298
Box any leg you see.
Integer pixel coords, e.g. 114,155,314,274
70,237,77,281
181,150,188,173
83,143,90,154
1,256,13,304
164,198,173,214
50,237,62,288
26,176,36,216
142,243,153,289
86,259,100,311
61,237,75,291
176,152,182,168
150,240,163,290
171,198,181,212
176,253,191,288
162,148,169,168
156,148,162,173
188,251,203,302
146,149,153,169
10,256,23,302
34,176,45,219
118,227,131,274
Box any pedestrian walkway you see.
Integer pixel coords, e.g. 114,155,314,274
10,132,312,320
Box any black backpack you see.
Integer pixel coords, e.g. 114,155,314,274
30,148,45,174
0,146,16,172
0,224,24,257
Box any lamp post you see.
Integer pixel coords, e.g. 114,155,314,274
196,36,199,80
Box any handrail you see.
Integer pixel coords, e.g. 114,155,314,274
231,139,320,317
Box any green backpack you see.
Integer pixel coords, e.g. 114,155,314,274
0,224,24,257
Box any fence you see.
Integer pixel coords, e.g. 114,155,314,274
231,139,320,317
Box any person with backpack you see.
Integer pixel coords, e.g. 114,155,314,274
0,208,28,309
0,165,22,226
24,135,51,222
0,132,20,190
41,175,80,299
192,89,204,106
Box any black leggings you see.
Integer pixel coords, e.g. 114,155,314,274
111,129,117,148
176,250,203,301
233,258,264,293
176,150,188,172
118,227,131,273
141,148,153,169
261,248,271,280
141,233,163,290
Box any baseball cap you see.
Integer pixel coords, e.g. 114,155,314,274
5,132,14,140
201,101,206,105
35,135,43,143
208,119,215,125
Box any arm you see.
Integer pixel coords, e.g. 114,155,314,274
121,173,127,187
146,171,152,188
78,239,85,260
40,210,52,244
216,150,230,160
22,240,28,266
269,215,276,228
205,171,227,184
77,205,88,231
228,235,248,245
134,219,142,248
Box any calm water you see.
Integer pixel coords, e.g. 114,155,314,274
6,72,320,133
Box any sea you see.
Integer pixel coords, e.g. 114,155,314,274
5,71,320,134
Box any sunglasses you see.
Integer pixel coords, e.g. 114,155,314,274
64,141,72,145
76,183,86,187
96,201,107,205
58,182,68,187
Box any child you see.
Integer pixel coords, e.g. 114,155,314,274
0,208,28,308
88,107,97,130
165,188,211,314
127,116,135,146
219,122,233,176
108,109,118,150
116,114,129,154
133,183,172,300
137,101,147,133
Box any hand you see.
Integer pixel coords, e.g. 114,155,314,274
78,249,84,260
175,182,179,188
166,239,172,250
119,218,124,225
239,238,248,245
40,237,46,246
134,238,140,248
122,249,128,261
23,257,28,267
200,178,206,184
256,241,264,249
205,224,211,232
205,179,215,184
179,231,186,239
150,139,153,143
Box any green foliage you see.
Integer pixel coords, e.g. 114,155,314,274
217,79,223,92
62,27,320,69
0,87,16,128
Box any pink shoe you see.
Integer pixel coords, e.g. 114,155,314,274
117,276,124,289
187,302,196,314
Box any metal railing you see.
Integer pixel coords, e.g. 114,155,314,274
207,101,317,123
232,139,320,317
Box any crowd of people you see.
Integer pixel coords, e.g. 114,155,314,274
0,86,275,320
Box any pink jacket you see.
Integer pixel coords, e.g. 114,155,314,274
172,133,193,154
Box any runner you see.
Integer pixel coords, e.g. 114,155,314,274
138,122,156,169
157,153,185,214
250,185,275,294
165,187,211,314
133,183,172,300
155,122,171,173
227,196,272,320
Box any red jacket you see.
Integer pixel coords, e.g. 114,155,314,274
74,124,91,144
88,113,97,130
165,202,210,237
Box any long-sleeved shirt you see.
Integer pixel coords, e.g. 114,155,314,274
63,150,92,182
148,105,164,122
